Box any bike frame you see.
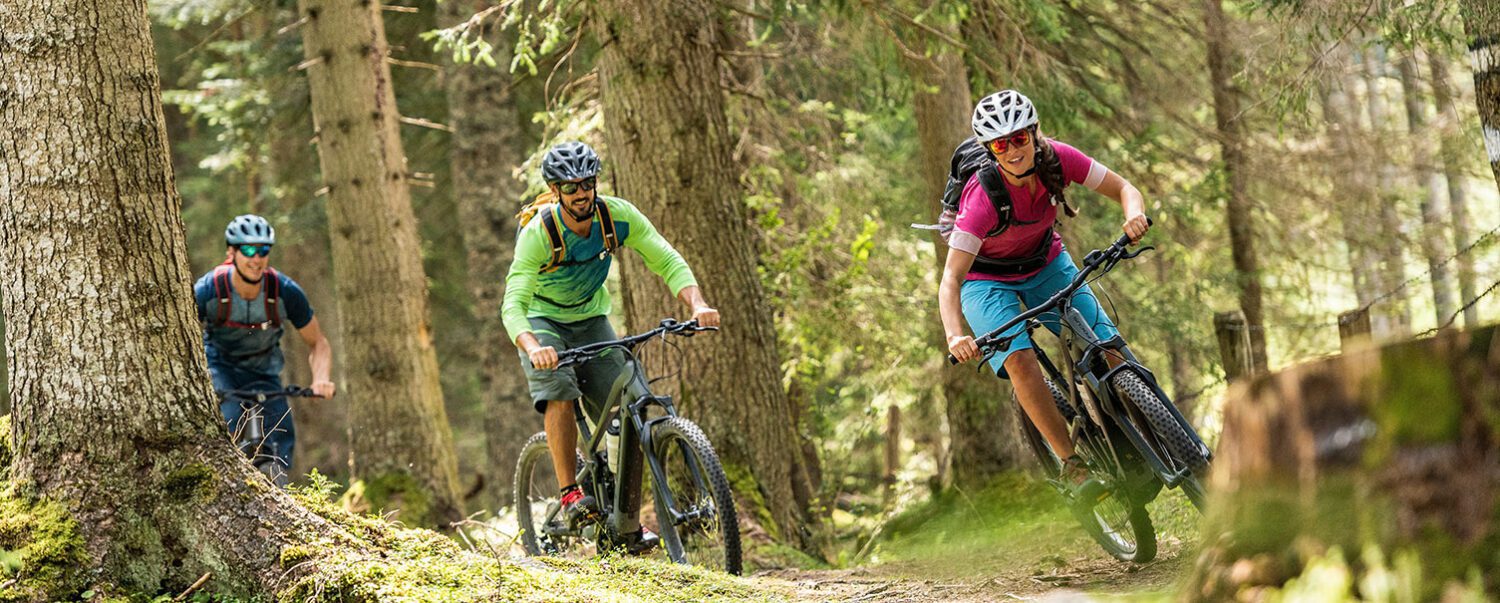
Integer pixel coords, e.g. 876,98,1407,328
546,322,714,542
962,235,1211,492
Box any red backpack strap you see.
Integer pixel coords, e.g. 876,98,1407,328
262,267,282,329
212,264,234,327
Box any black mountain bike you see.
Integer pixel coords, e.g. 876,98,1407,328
513,319,742,575
949,229,1211,563
216,386,316,488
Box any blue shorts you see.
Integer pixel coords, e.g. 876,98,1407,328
960,250,1121,379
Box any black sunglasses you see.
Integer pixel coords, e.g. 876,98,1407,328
237,244,273,258
556,177,597,195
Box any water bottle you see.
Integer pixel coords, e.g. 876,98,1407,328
605,417,622,475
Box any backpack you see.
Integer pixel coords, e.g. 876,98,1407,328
926,136,1077,276
516,196,621,274
210,262,282,330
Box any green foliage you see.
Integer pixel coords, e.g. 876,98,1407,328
0,485,89,602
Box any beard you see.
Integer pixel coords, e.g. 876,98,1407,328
563,195,596,221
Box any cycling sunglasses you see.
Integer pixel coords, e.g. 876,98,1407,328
985,129,1033,155
556,177,597,195
237,244,273,258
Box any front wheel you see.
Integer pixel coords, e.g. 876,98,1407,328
1111,370,1210,512
648,417,742,575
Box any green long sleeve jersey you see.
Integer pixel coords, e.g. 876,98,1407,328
501,195,698,343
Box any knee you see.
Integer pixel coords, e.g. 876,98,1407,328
1005,350,1040,378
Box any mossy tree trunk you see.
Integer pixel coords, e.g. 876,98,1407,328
438,0,534,509
296,0,464,526
898,18,1022,488
1186,326,1500,600
594,0,823,552
1203,0,1269,373
0,0,350,595
1459,0,1500,191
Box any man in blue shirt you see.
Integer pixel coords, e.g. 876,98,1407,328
193,215,335,476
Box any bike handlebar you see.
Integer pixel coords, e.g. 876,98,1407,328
947,221,1152,366
555,319,717,369
216,386,321,401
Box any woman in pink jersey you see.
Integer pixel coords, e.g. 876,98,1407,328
939,90,1149,495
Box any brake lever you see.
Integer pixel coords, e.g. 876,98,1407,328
1120,245,1155,261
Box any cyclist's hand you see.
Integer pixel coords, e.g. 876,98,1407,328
692,305,720,329
947,335,980,363
311,380,336,399
528,345,559,370
1123,213,1150,244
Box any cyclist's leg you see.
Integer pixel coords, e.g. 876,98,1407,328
519,317,585,491
260,387,295,472
1006,351,1075,458
959,278,1075,456
1023,250,1125,368
213,366,250,437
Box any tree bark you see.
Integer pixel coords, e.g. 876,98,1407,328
899,28,1021,488
594,0,821,552
296,0,464,526
1459,0,1500,190
1186,326,1500,599
1203,0,1269,374
1429,54,1481,328
1321,45,1382,318
1396,51,1459,325
0,0,348,594
1360,45,1413,338
438,0,535,511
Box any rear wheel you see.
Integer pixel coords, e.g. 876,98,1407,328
514,432,589,557
648,417,741,575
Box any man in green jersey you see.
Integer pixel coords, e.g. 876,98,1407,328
502,141,719,548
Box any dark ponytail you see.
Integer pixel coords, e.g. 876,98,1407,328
1034,133,1077,217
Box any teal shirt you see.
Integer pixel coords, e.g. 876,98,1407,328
502,195,698,342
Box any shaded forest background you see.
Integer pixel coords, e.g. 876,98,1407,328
4,0,1497,551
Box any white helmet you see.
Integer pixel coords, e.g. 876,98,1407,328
971,90,1038,142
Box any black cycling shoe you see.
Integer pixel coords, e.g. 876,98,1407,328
1059,456,1108,506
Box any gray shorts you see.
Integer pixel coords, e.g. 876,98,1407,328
518,315,627,415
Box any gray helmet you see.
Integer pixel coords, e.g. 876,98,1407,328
541,141,601,183
225,214,275,245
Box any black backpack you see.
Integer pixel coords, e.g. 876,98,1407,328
935,136,1077,276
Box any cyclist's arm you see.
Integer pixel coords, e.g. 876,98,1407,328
502,225,553,351
939,245,976,342
295,316,336,398
614,199,698,295
1092,171,1148,242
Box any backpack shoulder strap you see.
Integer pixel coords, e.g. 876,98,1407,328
596,200,620,254
975,167,1014,238
539,205,568,273
262,267,282,329
212,264,234,327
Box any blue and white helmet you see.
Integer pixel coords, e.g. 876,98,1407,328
972,90,1038,142
225,214,275,245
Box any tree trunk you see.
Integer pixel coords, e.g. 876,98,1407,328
1186,326,1500,599
438,0,535,512
297,0,464,526
0,0,348,594
594,0,821,552
1396,51,1459,326
1459,0,1500,190
1203,0,1269,374
899,29,1021,488
1321,46,1382,317
1361,45,1413,338
1429,54,1480,328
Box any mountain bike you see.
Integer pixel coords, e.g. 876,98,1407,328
216,386,315,488
949,229,1212,563
513,319,742,575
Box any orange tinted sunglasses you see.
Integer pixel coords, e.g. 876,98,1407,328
985,129,1032,155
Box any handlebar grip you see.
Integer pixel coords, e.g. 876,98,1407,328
947,354,959,365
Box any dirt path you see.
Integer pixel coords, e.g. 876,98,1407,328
752,540,1192,602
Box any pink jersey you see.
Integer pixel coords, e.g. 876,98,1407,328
950,139,1106,281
